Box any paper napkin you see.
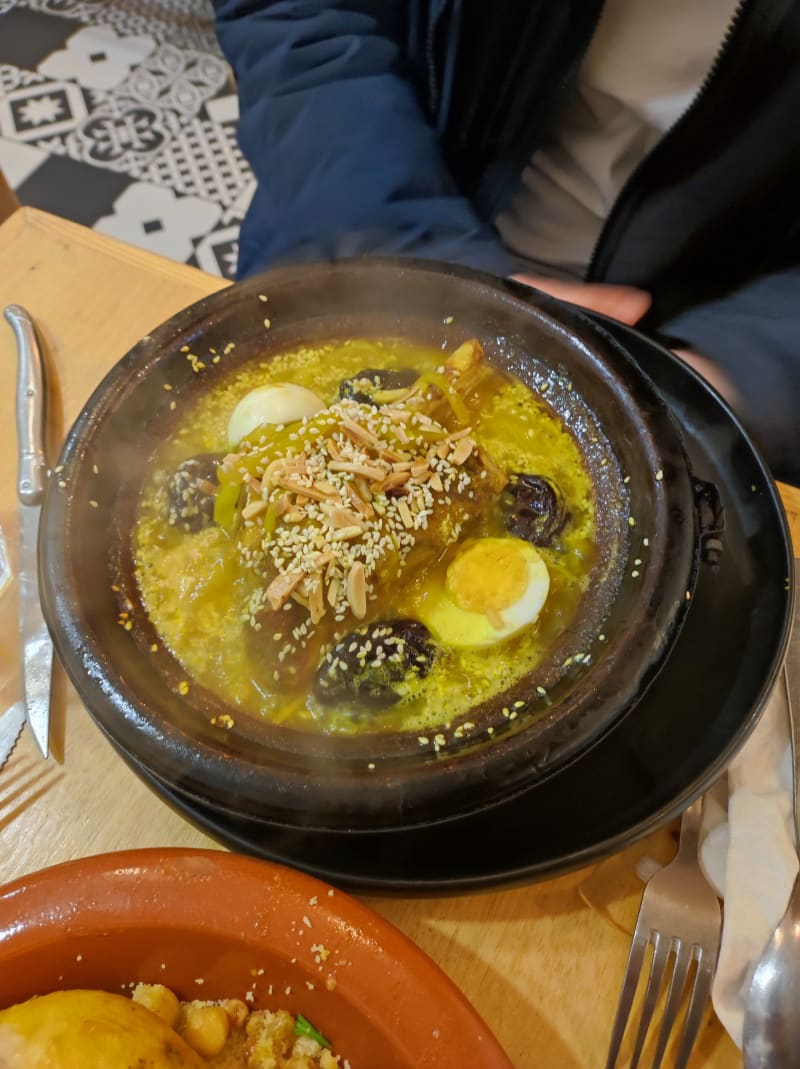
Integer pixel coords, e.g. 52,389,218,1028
699,675,798,1048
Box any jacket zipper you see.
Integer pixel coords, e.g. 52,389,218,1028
425,0,453,115
585,0,751,282
478,0,606,221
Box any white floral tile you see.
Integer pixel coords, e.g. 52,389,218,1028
94,180,222,261
0,135,48,186
66,101,177,171
39,26,157,91
193,222,239,277
0,78,87,142
0,0,250,281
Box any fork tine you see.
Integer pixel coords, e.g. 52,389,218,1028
629,931,671,1069
650,942,693,1069
674,953,716,1069
604,928,650,1069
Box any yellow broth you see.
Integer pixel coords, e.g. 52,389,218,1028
134,338,599,735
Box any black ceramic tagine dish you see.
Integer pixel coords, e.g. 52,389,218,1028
40,259,712,833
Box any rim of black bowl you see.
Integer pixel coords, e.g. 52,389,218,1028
40,257,699,831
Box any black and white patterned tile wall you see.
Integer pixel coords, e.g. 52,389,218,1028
0,0,253,278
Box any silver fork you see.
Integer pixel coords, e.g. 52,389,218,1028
605,798,723,1069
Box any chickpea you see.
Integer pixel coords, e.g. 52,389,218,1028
182,1003,231,1058
131,983,181,1029
220,998,250,1029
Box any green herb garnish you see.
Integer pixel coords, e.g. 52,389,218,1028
295,1013,331,1048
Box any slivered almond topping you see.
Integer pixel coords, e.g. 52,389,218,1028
266,570,304,610
308,573,325,624
326,506,363,529
273,492,291,517
444,426,473,442
277,477,339,502
328,460,388,481
331,525,364,542
324,437,344,461
450,437,475,465
262,458,287,486
379,470,411,492
346,561,367,618
242,499,268,520
230,375,503,634
340,419,380,447
397,499,414,528
382,407,412,423
347,481,373,517
380,448,412,463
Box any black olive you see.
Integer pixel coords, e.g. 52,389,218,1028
165,453,223,532
338,367,418,406
314,619,436,709
501,474,569,547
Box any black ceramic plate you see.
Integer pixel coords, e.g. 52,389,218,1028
123,317,795,893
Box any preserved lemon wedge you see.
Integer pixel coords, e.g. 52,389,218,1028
0,989,205,1069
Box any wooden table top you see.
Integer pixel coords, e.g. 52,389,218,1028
1,207,798,1069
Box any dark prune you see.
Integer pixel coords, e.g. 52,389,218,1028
314,619,436,709
501,474,569,547
338,367,418,405
165,453,223,533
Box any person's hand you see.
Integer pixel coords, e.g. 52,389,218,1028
512,274,741,410
672,346,741,410
511,274,652,326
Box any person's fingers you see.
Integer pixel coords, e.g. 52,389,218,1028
673,347,741,410
511,275,652,326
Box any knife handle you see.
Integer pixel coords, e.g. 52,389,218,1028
4,305,48,506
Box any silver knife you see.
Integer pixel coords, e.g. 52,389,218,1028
4,305,52,759
0,702,26,770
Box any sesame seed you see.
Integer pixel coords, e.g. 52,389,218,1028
178,681,189,695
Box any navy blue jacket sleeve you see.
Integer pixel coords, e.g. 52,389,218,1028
660,269,800,487
211,0,519,280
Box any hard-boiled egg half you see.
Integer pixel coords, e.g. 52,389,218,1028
419,537,550,647
227,382,326,447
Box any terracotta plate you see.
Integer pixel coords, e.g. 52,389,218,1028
0,849,513,1068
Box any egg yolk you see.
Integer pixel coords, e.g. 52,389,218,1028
447,539,530,620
